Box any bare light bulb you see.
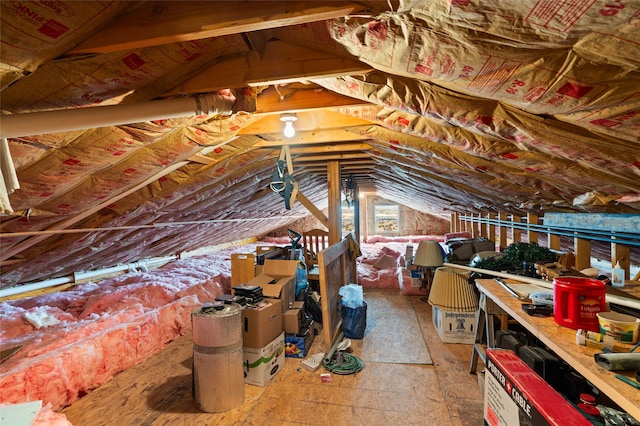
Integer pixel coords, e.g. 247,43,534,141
283,120,295,138
280,112,297,138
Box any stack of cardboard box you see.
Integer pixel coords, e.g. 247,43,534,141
283,301,315,358
233,258,317,386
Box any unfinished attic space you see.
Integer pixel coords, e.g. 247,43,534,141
2,1,640,424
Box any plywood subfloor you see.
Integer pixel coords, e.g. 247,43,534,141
62,289,484,425
351,290,432,364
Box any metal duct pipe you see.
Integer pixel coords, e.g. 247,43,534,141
0,93,236,139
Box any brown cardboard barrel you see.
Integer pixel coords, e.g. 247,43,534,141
192,302,243,413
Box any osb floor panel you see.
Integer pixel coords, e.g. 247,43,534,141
62,289,484,425
352,290,432,364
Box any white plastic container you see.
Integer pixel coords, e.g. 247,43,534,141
597,311,640,344
611,261,625,287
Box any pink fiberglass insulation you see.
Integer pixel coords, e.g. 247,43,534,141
0,236,437,414
0,402,72,426
358,265,401,289
32,403,73,426
356,236,446,294
263,234,438,290
0,255,225,411
358,246,402,289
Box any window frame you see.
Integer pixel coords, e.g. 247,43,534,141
373,204,400,235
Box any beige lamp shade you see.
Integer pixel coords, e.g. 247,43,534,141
413,240,444,268
427,267,478,312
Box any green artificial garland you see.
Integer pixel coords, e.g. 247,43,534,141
474,242,557,274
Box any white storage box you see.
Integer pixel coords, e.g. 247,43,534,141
242,332,285,386
432,305,477,344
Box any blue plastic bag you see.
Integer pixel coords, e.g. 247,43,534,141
338,284,363,309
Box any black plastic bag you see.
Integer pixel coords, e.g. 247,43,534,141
341,301,367,339
305,292,323,324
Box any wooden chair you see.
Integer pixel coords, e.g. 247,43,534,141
303,229,329,282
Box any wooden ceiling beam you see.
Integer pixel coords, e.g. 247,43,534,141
338,160,378,166
67,2,363,55
255,86,369,114
298,164,375,171
296,159,376,167
165,40,372,95
287,143,371,154
294,153,371,162
239,108,372,134
298,170,373,177
252,129,370,147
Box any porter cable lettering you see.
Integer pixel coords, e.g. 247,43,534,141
486,359,506,387
487,358,533,418
511,384,533,418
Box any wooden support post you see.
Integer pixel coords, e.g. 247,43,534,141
511,214,521,243
327,161,341,245
360,193,368,244
471,213,480,237
612,241,630,280
450,213,457,233
548,233,560,251
574,237,591,271
353,186,361,244
527,213,538,244
498,212,507,251
488,213,496,247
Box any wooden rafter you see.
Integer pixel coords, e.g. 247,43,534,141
287,143,371,154
294,153,370,162
165,40,373,95
252,129,369,146
67,2,364,55
239,108,372,134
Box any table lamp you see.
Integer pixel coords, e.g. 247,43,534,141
413,240,444,296
427,267,478,312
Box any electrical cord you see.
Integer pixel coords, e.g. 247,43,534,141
323,351,364,375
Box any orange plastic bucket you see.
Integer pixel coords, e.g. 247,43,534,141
553,277,606,332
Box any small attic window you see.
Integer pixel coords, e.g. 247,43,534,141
374,204,399,234
342,200,355,236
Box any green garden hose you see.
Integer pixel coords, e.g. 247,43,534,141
323,351,364,375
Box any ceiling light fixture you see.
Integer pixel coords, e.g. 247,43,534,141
341,174,357,208
280,113,297,138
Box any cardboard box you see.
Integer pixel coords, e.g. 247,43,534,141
283,301,305,334
248,259,297,313
432,305,477,344
484,349,590,426
243,332,285,386
241,299,282,348
284,327,315,358
409,268,422,288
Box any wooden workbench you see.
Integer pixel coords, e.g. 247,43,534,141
473,279,640,422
